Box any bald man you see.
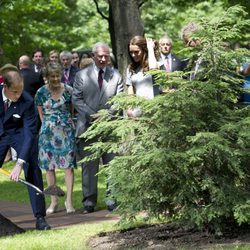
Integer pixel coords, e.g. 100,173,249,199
0,70,50,230
19,55,44,98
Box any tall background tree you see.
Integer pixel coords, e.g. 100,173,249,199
93,0,144,81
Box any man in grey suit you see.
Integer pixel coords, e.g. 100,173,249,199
158,35,185,72
72,42,123,213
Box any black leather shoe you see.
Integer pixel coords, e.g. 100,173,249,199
36,217,51,230
82,206,94,214
107,203,117,212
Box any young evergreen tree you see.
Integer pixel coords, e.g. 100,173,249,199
82,5,250,232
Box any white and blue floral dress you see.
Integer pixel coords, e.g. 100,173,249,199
35,84,76,170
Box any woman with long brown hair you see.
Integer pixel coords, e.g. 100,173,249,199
126,36,159,116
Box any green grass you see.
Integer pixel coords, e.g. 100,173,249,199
0,161,107,210
0,222,116,250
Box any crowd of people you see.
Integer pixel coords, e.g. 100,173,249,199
0,22,249,230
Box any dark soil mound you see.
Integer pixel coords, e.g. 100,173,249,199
44,185,65,196
0,213,25,237
88,223,250,249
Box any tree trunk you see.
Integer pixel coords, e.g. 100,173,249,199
108,0,144,84
0,213,24,237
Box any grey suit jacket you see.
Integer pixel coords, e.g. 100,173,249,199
72,63,123,137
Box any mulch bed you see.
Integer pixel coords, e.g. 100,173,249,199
88,223,250,249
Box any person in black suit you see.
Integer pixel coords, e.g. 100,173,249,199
30,49,44,74
158,35,185,72
19,54,45,137
60,51,78,87
19,55,45,98
71,51,80,69
0,69,50,230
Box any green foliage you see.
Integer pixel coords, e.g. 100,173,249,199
0,0,248,65
1,0,73,63
82,5,250,232
0,0,109,64
75,0,109,49
142,1,249,56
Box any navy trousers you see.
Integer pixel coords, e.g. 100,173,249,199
0,134,46,218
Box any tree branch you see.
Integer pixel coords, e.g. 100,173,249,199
93,0,109,21
138,0,147,8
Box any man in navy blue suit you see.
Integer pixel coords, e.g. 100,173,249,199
0,70,50,230
60,50,78,87
158,35,185,72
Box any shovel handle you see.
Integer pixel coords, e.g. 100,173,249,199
0,168,11,176
18,179,44,194
0,168,43,195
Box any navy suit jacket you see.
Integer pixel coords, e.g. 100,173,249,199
61,65,78,87
20,68,45,98
159,54,185,72
0,86,37,162
30,63,43,74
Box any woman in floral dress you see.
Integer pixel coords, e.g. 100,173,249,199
35,62,76,214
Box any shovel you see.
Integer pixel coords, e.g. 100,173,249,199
0,168,65,197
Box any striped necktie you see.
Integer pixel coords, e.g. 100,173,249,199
64,68,69,82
